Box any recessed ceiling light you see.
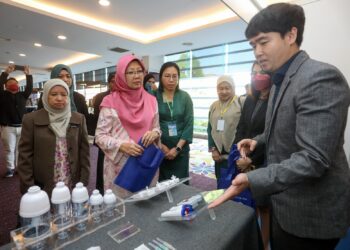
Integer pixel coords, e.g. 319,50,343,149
182,42,193,46
57,35,67,40
34,43,42,47
19,53,26,57
9,61,14,64
99,0,110,6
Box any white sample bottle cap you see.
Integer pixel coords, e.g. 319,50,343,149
103,189,117,205
72,182,89,203
19,186,50,218
90,189,103,206
51,181,71,204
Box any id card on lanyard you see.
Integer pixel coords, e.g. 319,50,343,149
166,99,178,137
168,122,178,136
217,119,225,131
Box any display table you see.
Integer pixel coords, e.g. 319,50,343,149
2,184,262,250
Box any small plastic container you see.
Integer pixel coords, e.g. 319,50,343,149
89,189,103,223
19,186,51,249
51,182,71,239
71,182,89,231
103,189,117,217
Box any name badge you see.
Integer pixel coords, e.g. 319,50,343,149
217,119,225,131
168,122,178,136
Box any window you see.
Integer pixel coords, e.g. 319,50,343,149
95,68,106,82
84,71,93,81
164,40,254,135
107,66,116,74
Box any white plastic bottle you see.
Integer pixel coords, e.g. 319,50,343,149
19,186,51,249
71,182,89,231
51,182,71,239
89,189,103,223
103,189,117,217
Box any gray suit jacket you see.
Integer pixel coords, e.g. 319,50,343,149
247,51,350,238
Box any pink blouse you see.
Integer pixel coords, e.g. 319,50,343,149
95,107,161,196
54,137,71,187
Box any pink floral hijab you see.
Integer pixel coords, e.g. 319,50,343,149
100,54,157,142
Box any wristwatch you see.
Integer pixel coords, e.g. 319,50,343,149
175,146,182,153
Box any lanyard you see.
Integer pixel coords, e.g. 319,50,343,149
164,93,175,120
219,96,236,118
166,101,174,120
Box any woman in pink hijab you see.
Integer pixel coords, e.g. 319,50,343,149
95,54,161,192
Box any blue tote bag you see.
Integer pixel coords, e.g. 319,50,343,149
114,140,165,193
217,144,255,208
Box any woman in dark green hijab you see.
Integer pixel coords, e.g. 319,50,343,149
50,64,77,112
38,64,89,118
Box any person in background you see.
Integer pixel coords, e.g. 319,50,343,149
93,72,115,123
207,75,243,186
234,62,272,250
38,64,89,120
18,79,90,195
209,3,350,250
95,54,161,193
92,72,115,194
155,62,193,181
143,73,157,93
245,83,252,96
0,65,33,178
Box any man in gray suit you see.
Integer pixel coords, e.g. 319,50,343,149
209,3,350,249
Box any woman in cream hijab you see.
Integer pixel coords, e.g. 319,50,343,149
18,79,90,196
207,75,243,186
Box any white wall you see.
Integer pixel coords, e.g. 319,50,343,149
301,0,350,162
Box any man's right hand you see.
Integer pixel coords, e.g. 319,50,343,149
5,65,15,74
237,139,257,158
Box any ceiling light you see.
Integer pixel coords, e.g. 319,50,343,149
182,42,193,46
57,35,67,40
98,0,110,6
10,0,236,43
50,53,100,67
34,43,42,47
9,61,14,64
221,0,263,23
19,53,26,57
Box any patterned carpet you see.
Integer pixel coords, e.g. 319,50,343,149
0,140,216,246
189,138,216,179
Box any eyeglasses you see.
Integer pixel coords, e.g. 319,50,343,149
125,70,144,77
251,70,266,76
163,74,178,80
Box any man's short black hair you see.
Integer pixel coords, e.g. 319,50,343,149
6,77,18,84
245,3,305,47
107,72,115,83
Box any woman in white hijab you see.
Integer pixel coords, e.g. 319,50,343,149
207,75,244,187
18,79,90,196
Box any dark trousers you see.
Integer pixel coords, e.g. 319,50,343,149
271,215,339,250
96,148,105,195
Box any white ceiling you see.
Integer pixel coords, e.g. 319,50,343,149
0,0,248,84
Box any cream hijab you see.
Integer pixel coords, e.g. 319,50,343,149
209,75,241,153
42,79,71,138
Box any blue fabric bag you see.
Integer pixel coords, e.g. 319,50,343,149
114,140,165,193
217,144,255,208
